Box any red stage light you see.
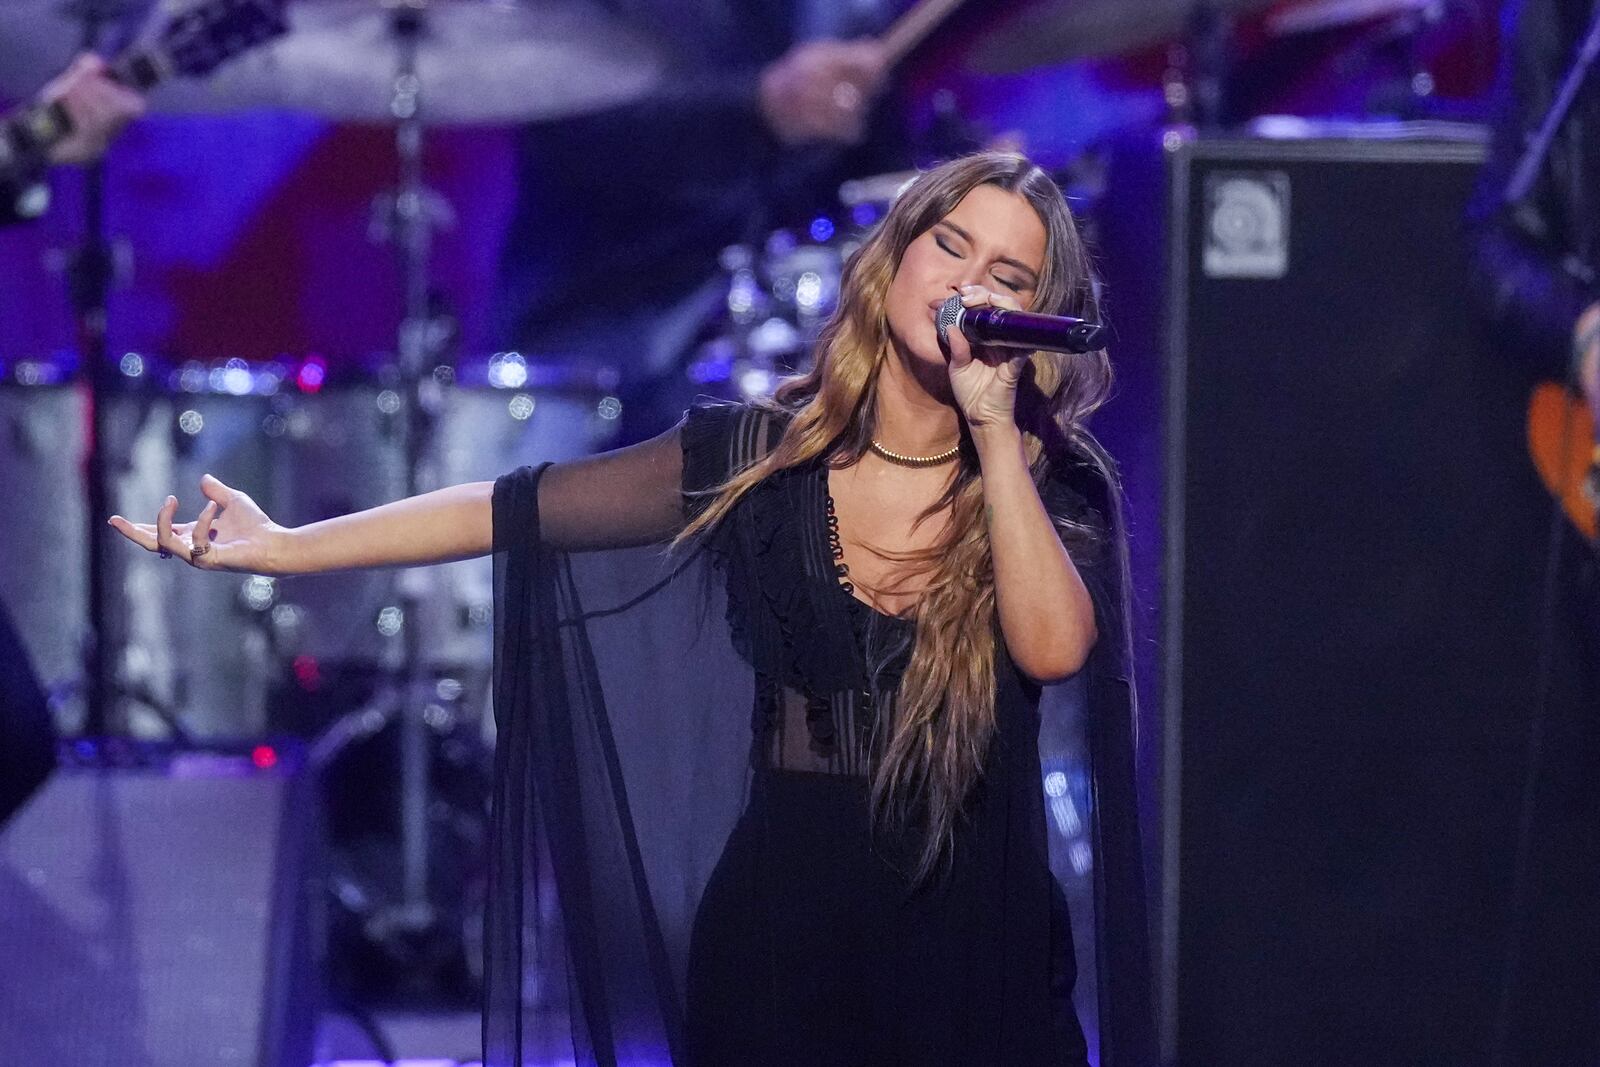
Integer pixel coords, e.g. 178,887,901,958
292,654,322,690
297,359,327,393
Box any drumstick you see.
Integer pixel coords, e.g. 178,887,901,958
880,0,968,67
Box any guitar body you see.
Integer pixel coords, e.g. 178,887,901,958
1527,381,1599,541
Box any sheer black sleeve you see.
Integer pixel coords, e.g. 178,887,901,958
1038,445,1156,1063
514,401,779,552
679,399,782,517
522,423,688,552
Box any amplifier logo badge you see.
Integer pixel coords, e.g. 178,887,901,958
1203,172,1290,279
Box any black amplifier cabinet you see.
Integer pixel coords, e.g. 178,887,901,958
1095,132,1598,1067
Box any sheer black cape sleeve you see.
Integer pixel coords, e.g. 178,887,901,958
484,405,1155,1066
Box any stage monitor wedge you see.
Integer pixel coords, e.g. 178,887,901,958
0,746,320,1067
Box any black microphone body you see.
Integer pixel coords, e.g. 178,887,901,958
937,295,1106,354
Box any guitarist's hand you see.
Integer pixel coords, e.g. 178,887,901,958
41,54,145,166
759,39,888,147
1577,301,1600,426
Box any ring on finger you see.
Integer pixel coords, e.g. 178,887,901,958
158,548,172,560
189,542,211,561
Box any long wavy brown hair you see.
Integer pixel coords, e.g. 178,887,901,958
679,151,1118,881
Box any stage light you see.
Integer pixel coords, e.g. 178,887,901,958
297,359,327,393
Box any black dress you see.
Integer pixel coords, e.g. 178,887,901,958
483,402,1153,1067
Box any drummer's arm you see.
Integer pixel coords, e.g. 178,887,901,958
620,37,887,151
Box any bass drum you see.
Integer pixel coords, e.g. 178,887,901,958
114,374,280,738
270,357,621,672
420,364,622,670
0,356,284,738
0,362,86,725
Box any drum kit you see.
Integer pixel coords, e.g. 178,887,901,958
0,0,1466,996
0,0,665,996
0,0,662,723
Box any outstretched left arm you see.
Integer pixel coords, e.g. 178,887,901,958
947,283,1098,683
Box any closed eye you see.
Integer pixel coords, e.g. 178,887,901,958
937,228,1033,292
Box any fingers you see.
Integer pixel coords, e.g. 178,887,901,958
198,472,236,507
761,38,886,146
191,500,218,558
839,38,888,93
155,495,180,556
107,515,157,552
956,285,1026,365
71,52,107,77
997,353,1030,385
958,284,1023,312
156,496,206,565
42,52,145,165
110,496,214,567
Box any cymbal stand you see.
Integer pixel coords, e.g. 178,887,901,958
60,0,137,738
381,0,451,939
310,0,455,949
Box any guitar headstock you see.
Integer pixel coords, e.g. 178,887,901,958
155,0,288,81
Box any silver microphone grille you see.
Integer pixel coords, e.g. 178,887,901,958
936,294,963,346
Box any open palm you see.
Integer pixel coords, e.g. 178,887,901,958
108,474,286,574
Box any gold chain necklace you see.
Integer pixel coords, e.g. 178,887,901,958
869,438,961,468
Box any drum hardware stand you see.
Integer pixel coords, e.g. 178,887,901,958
1183,1,1233,131
310,0,458,950
1364,1,1445,117
59,0,139,739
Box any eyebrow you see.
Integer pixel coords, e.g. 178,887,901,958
937,220,1041,282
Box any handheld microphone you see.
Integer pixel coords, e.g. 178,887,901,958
937,295,1106,355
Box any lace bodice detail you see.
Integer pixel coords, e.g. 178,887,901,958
682,401,913,775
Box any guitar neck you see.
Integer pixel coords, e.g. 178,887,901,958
3,49,169,166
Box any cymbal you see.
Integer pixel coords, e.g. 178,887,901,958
965,0,1281,74
147,0,663,124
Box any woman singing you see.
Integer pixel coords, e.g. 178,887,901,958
110,152,1153,1066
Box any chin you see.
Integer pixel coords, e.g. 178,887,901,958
887,312,945,370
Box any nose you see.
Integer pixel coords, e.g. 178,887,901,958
948,269,982,293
